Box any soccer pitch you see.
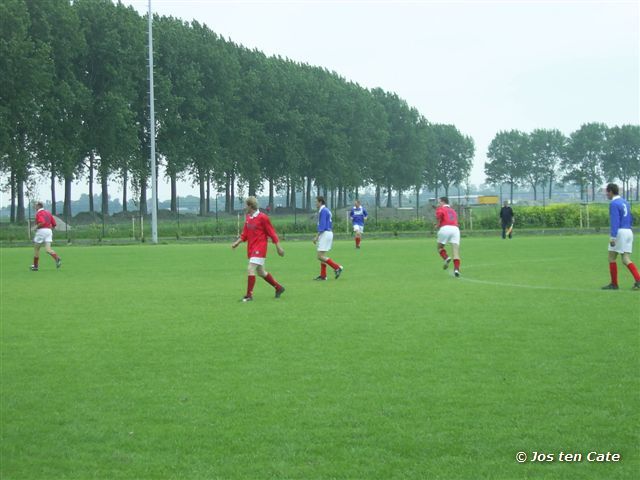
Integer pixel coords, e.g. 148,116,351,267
1,236,638,479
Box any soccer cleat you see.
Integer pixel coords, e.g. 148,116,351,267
443,257,451,270
601,284,619,290
30,265,38,271
241,296,253,302
356,245,360,249
55,257,62,269
454,269,460,278
633,281,640,291
275,286,285,298
314,276,327,281
335,266,343,279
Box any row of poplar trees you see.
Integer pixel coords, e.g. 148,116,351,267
1,0,475,222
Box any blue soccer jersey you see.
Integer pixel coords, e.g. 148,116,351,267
610,196,633,237
350,205,368,226
318,205,332,232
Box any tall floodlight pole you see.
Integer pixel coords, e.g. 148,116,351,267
148,0,158,243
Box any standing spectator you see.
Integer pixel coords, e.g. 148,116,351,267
602,183,640,290
232,196,285,302
435,197,461,277
31,201,61,271
350,199,368,249
313,196,343,280
499,201,514,239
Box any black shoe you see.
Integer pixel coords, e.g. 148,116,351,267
275,286,285,298
356,245,360,249
601,284,619,290
314,276,327,281
241,295,253,302
30,265,38,271
55,257,62,269
633,282,640,291
454,269,460,278
335,266,343,279
443,258,451,270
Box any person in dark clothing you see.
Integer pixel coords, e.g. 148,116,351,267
499,201,514,239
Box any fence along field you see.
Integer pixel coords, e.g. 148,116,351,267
2,201,636,244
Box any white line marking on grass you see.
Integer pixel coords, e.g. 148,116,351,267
458,276,637,294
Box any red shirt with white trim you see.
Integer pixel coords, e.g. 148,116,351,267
240,210,279,258
35,208,57,229
435,205,458,227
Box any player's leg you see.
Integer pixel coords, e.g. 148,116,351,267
44,241,61,267
317,232,342,279
316,251,328,280
258,263,285,297
621,252,640,289
32,243,41,270
501,223,506,239
452,243,461,277
354,225,362,248
243,261,258,301
603,251,619,289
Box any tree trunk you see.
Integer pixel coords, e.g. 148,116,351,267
509,181,514,203
375,185,381,207
16,176,26,223
306,177,312,211
139,177,148,216
230,172,235,212
101,172,109,216
398,190,402,207
285,178,290,208
386,185,392,208
225,174,230,213
268,178,274,210
199,172,206,216
50,165,57,215
89,152,95,213
206,173,211,214
548,175,553,199
337,187,343,208
122,169,128,212
64,176,73,219
532,184,537,201
10,169,16,223
170,172,177,213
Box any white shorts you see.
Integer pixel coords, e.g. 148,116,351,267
249,257,266,266
317,231,333,251
33,228,53,244
608,229,633,254
353,224,364,234
437,225,460,245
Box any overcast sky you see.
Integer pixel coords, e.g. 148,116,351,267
4,0,638,205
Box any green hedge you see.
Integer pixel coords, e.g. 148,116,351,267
473,203,640,230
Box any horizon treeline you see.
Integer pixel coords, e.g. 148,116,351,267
1,0,638,223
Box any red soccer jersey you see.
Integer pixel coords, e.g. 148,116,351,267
435,205,458,227
240,211,279,258
35,209,56,229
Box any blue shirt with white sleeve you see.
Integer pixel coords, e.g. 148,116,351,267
350,205,368,227
318,205,332,232
609,196,633,237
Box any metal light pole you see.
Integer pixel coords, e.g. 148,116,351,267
148,0,158,243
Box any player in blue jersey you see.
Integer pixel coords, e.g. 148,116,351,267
313,196,344,280
350,199,368,248
602,183,640,290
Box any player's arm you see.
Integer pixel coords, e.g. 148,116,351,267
264,217,284,256
363,207,368,221
609,202,619,245
232,222,248,248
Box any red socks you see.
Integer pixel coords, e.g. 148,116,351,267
320,263,327,277
439,248,448,260
33,257,39,267
453,259,460,270
355,237,361,247
263,273,281,290
48,251,59,260
325,258,340,270
246,275,256,297
609,262,618,286
627,262,640,282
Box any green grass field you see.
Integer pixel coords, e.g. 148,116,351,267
1,235,638,479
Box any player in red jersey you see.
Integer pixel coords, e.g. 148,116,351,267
434,197,461,277
232,196,285,302
31,201,61,271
